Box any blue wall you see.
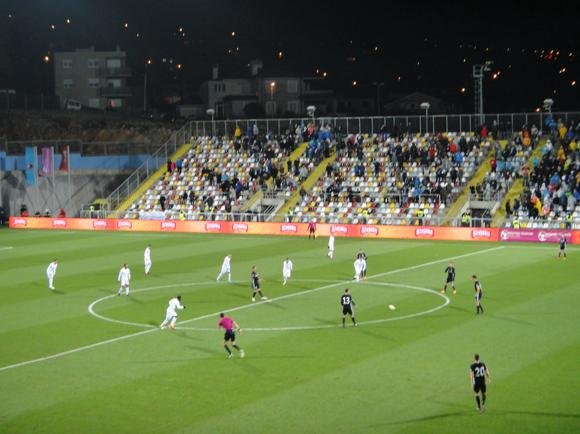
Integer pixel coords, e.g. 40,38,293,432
0,152,150,171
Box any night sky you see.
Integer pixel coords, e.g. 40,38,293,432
1,0,579,112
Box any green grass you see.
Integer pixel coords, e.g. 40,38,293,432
0,229,578,434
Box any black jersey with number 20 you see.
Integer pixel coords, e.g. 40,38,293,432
470,361,487,392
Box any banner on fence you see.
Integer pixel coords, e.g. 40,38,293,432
8,217,579,244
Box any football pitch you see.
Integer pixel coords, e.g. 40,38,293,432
0,229,578,434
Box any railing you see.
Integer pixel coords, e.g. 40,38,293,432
468,192,503,202
105,121,194,210
189,111,580,137
96,209,443,225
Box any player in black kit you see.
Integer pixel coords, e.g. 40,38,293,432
472,274,484,315
250,266,267,302
558,236,567,259
470,353,491,412
340,288,357,328
441,262,457,294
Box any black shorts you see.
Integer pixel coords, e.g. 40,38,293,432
446,277,454,284
309,228,315,234
224,329,236,342
473,381,486,393
252,282,260,290
342,306,353,316
475,293,483,302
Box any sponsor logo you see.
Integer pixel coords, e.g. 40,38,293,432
330,225,348,234
52,219,67,227
415,227,434,237
361,226,379,236
500,230,534,240
92,220,108,229
205,222,221,231
232,223,249,232
116,220,132,229
12,218,27,226
471,229,491,239
538,231,571,242
161,221,176,230
280,224,298,233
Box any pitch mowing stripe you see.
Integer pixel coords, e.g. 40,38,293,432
0,246,503,373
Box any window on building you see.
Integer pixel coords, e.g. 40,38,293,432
106,58,121,69
265,101,277,115
287,80,298,93
62,59,73,69
88,78,100,88
88,98,101,108
214,83,218,93
87,59,99,69
63,79,74,89
287,101,299,114
108,98,123,108
106,79,122,88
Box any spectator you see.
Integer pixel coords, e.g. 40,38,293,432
58,208,66,218
20,204,29,217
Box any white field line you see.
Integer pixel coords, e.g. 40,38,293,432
177,282,450,331
0,246,503,373
0,246,14,252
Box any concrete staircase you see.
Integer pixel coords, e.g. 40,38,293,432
491,139,546,227
274,152,337,222
111,142,193,216
441,141,508,225
240,142,308,213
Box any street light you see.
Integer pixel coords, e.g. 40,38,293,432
473,60,493,124
542,98,554,114
306,105,316,125
420,102,430,134
206,108,215,137
269,81,276,100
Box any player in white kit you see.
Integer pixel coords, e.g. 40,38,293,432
282,257,293,286
353,258,364,282
216,254,232,282
328,235,335,259
144,244,152,275
46,259,58,290
117,263,131,296
160,295,185,330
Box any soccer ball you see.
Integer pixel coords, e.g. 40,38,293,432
388,304,396,311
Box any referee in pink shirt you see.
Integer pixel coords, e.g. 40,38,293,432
218,313,245,359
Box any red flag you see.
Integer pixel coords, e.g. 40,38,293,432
59,145,69,172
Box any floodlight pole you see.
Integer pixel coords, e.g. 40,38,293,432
473,61,492,126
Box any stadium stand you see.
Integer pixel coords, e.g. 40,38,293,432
289,132,489,224
510,130,579,228
124,133,309,220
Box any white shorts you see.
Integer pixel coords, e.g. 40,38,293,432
221,266,230,274
283,271,291,279
119,279,130,286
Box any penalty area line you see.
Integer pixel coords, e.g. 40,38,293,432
0,245,502,373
